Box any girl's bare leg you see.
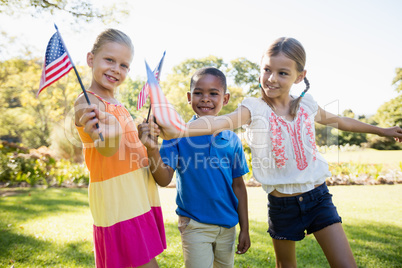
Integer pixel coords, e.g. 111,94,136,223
313,223,357,268
272,239,297,268
137,258,159,268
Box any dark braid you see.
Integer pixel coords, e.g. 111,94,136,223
289,77,310,117
301,77,310,97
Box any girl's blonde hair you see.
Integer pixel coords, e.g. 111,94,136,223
91,28,134,56
264,37,310,117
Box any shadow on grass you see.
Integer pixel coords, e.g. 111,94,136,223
157,220,277,268
157,220,402,268
0,188,89,222
1,188,400,267
344,222,402,268
0,188,93,267
0,228,93,267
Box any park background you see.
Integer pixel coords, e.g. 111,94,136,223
0,0,401,267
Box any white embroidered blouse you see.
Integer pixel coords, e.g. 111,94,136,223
241,94,331,194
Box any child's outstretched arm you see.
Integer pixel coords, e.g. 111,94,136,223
74,96,122,157
315,106,402,142
138,118,174,187
157,106,251,140
232,176,250,255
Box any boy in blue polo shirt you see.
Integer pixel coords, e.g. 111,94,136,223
138,67,250,268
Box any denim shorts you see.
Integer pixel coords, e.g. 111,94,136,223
267,182,342,241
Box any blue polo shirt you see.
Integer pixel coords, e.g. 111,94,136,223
160,116,249,228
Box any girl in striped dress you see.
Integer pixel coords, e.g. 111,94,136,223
74,29,166,268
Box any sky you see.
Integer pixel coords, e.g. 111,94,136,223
1,0,401,116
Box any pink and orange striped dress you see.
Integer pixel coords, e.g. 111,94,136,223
76,92,166,268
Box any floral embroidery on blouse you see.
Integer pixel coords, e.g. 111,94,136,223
269,107,318,170
269,113,288,169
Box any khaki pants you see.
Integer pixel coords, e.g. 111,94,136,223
178,216,236,268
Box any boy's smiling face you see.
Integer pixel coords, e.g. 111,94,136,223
187,74,230,117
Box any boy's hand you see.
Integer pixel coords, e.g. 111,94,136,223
236,229,250,254
138,118,160,150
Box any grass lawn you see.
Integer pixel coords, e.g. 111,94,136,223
1,185,401,267
321,148,402,168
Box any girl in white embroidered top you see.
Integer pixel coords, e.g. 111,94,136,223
153,37,402,267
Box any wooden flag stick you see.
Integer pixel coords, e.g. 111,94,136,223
146,104,152,123
54,24,104,141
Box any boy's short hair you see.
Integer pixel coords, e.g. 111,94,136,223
190,67,227,93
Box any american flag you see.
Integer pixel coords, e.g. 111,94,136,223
37,32,73,96
137,51,166,110
145,61,186,132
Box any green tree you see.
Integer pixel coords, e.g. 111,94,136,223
0,0,128,24
368,95,402,150
366,68,402,150
118,76,150,122
392,67,402,93
163,56,227,122
333,109,367,146
315,123,338,146
373,96,402,128
229,57,260,97
161,56,254,123
0,55,92,150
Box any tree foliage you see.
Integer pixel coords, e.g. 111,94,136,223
0,55,91,152
2,49,400,158
372,96,402,128
333,109,368,146
364,68,402,150
118,76,149,122
367,94,402,150
0,0,128,24
229,57,260,97
392,67,402,93
161,56,253,122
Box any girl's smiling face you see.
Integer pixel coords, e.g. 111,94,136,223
87,41,132,92
260,52,305,100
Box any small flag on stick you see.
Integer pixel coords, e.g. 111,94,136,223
37,31,73,96
145,60,186,132
137,51,166,110
38,24,103,141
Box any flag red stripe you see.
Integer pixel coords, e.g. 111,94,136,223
37,33,74,96
150,82,186,131
45,60,73,82
151,84,168,125
137,53,165,110
145,57,186,132
137,84,149,110
41,65,73,91
43,65,73,87
37,65,73,95
46,54,70,74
